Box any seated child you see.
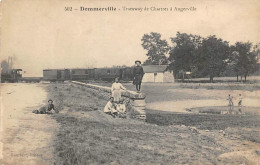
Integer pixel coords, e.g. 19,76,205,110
116,98,126,118
32,99,58,114
104,97,118,117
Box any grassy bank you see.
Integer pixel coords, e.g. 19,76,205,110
46,83,260,165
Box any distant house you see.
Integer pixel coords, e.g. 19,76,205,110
142,65,174,83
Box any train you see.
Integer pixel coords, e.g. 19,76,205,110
43,67,134,82
1,69,23,83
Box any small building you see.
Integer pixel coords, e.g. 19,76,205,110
142,65,174,83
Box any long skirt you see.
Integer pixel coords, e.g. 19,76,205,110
133,74,143,85
112,89,121,102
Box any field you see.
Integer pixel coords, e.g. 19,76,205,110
45,82,260,165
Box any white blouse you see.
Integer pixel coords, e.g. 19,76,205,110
111,82,126,91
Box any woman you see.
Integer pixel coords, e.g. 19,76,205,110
133,60,144,92
111,77,126,103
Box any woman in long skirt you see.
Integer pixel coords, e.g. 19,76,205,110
111,77,126,103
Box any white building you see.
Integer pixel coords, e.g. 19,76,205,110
142,65,174,83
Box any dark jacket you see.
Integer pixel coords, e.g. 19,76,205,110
133,66,144,76
47,104,55,111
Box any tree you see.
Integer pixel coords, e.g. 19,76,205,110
169,32,202,78
1,60,11,74
197,36,230,82
230,42,258,81
227,49,240,81
141,32,170,65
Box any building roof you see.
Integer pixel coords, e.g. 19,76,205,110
143,65,168,73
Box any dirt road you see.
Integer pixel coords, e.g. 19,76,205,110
0,83,58,165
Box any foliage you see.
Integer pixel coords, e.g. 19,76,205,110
141,32,170,65
228,42,258,80
169,32,202,78
196,36,230,82
141,32,258,82
1,60,11,73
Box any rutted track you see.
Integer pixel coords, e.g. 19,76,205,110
0,83,59,165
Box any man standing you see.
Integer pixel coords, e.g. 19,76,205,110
133,60,144,92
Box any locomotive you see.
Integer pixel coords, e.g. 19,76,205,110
43,67,134,82
1,69,23,83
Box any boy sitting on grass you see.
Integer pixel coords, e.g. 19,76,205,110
32,99,59,114
104,97,118,118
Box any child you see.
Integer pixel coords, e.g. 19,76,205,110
227,94,234,113
227,94,234,106
104,97,118,117
111,77,127,103
238,94,242,113
116,98,127,118
46,99,58,113
133,60,144,92
32,99,58,114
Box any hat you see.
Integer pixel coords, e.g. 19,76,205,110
48,99,53,103
135,60,141,64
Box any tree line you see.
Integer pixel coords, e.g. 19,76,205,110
141,32,259,82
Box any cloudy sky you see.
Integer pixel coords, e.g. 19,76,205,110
0,0,259,76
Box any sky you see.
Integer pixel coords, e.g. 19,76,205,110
0,0,259,77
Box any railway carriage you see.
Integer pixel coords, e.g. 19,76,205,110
43,69,70,81
70,68,95,80
94,67,133,81
42,67,134,82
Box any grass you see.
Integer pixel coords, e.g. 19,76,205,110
45,83,260,165
52,113,229,165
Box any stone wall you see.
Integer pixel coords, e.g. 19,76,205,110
71,81,146,120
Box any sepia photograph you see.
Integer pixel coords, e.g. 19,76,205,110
0,0,260,164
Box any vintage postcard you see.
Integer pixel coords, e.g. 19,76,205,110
0,0,259,164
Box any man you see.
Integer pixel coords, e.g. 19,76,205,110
133,60,144,92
